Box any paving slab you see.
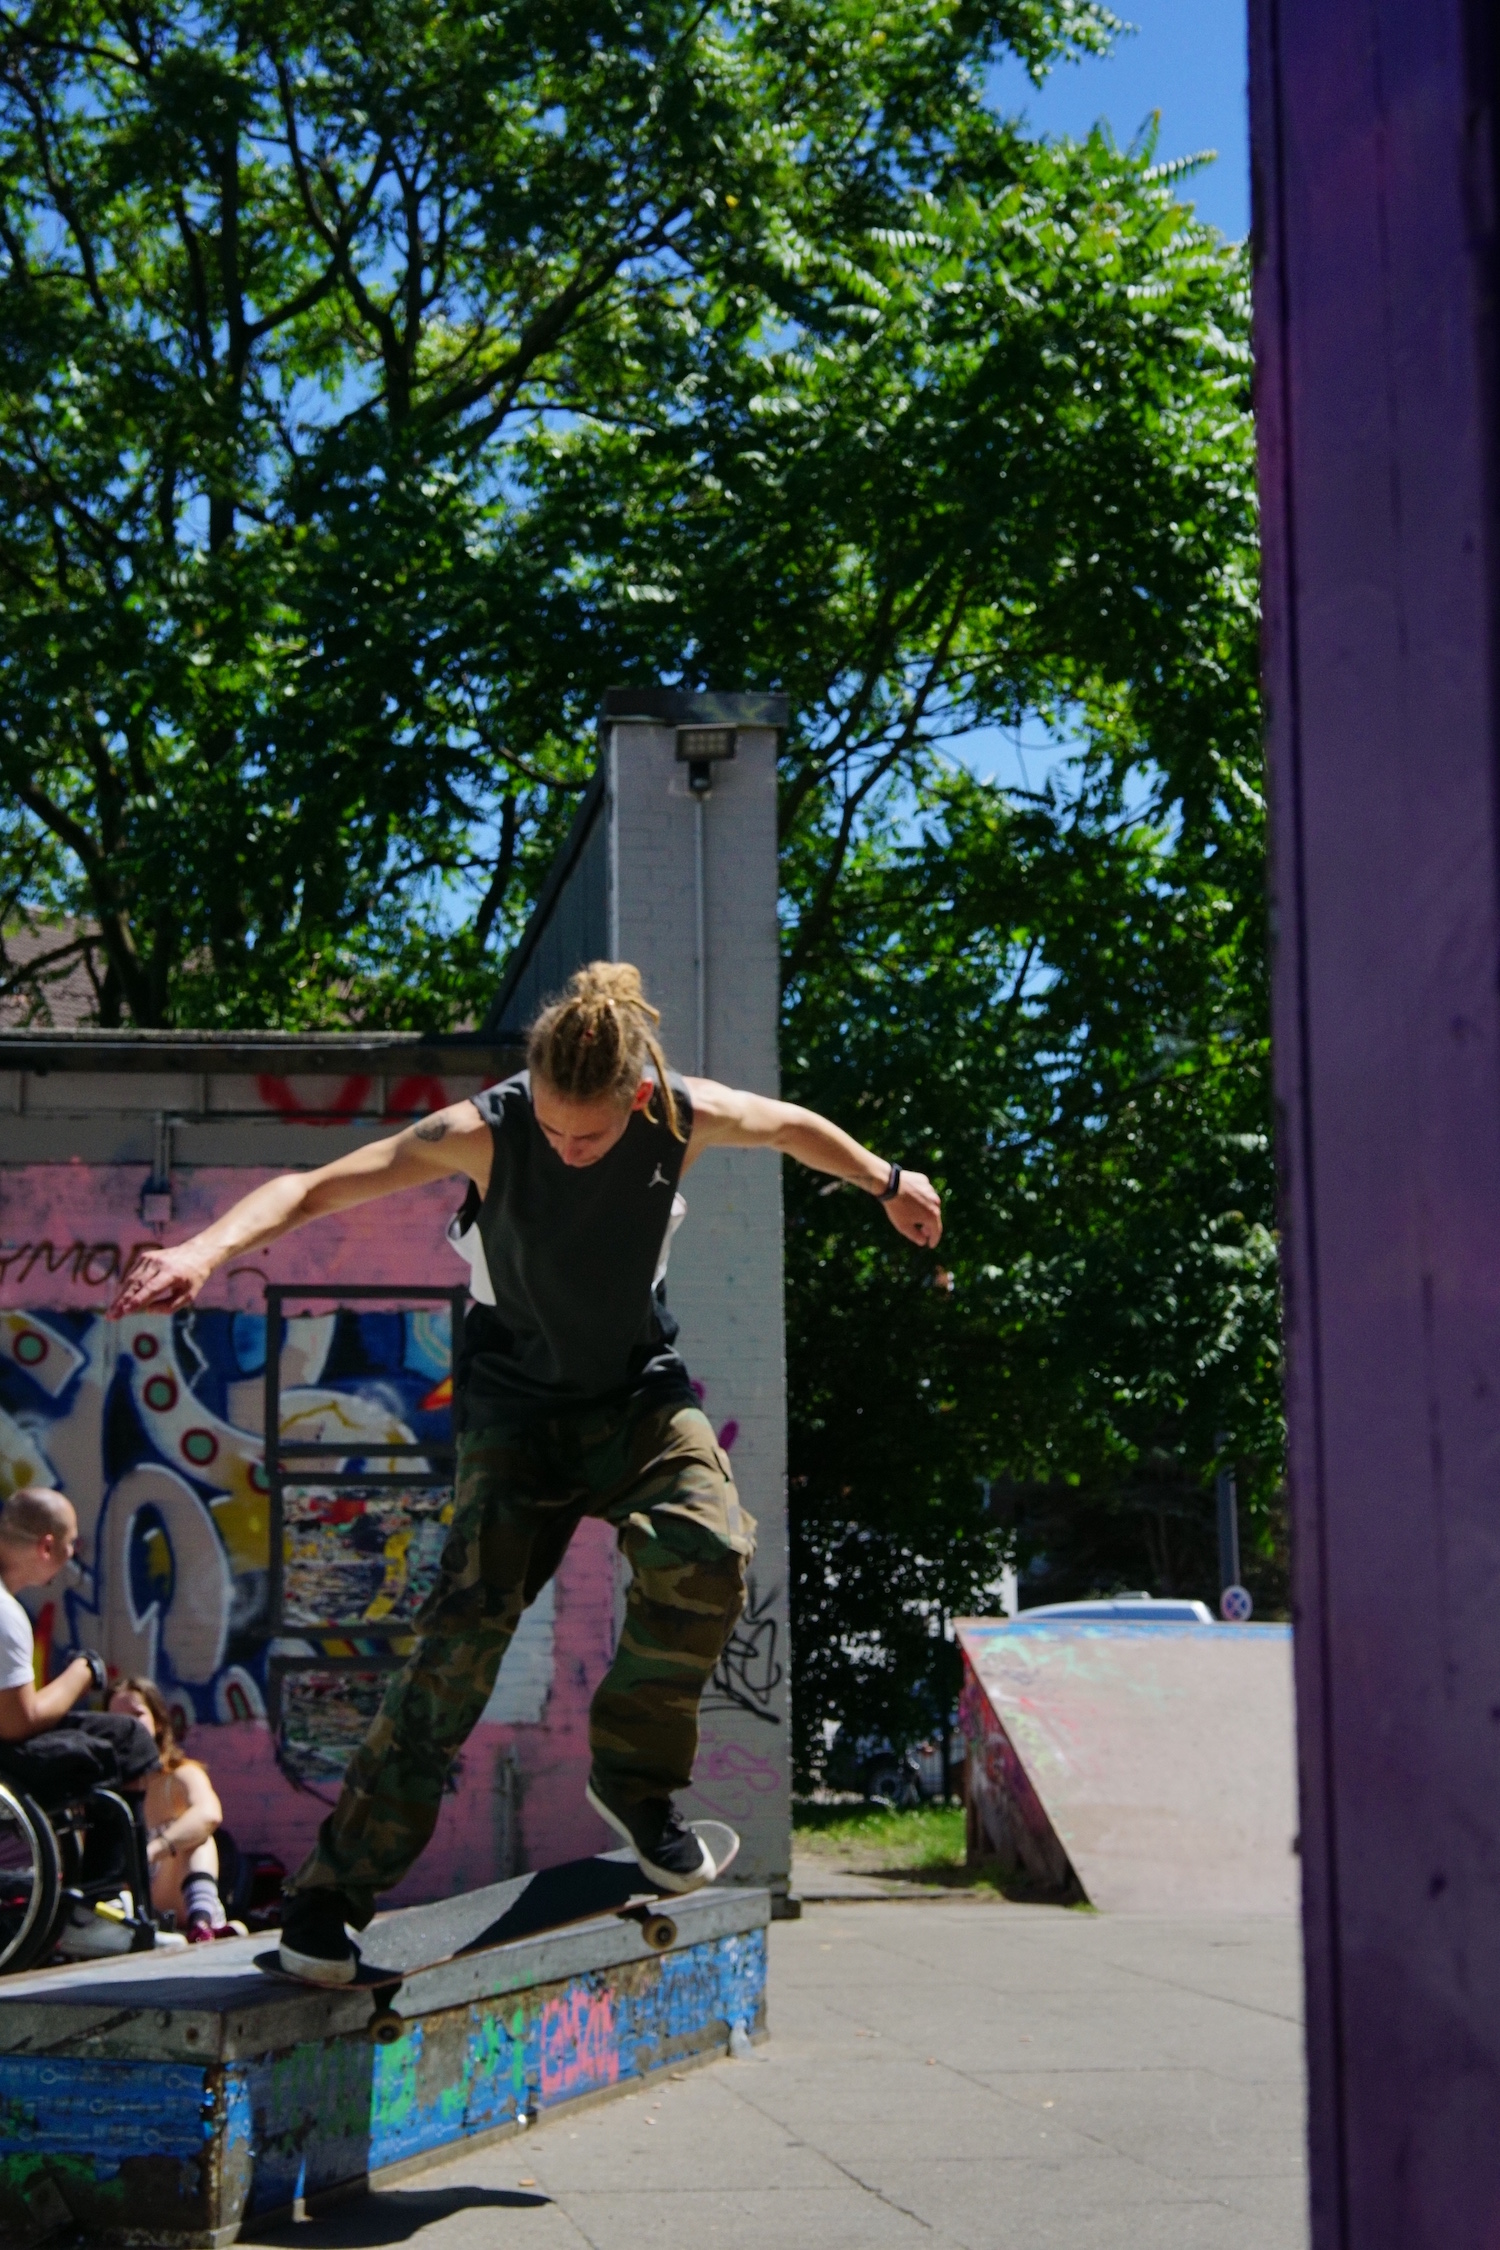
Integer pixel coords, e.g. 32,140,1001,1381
236,1897,1309,2250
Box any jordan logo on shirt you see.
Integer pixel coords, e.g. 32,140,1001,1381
649,1165,670,1188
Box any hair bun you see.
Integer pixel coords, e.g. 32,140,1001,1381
527,960,682,1139
570,961,659,1024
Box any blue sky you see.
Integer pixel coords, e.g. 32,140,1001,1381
990,0,1250,241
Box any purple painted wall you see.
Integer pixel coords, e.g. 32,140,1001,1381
1251,3,1500,2240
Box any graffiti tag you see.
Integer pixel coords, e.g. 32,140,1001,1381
0,1240,154,1288
702,1574,783,1726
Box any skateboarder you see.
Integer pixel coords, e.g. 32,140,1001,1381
111,962,942,1983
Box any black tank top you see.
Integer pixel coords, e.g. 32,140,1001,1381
450,1070,696,1415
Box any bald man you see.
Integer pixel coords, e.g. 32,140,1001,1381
0,1487,106,1744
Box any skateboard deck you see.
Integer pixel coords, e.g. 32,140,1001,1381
256,1822,739,2041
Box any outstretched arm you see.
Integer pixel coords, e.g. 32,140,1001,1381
683,1079,943,1249
109,1102,493,1316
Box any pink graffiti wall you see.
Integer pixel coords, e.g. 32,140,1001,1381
0,1157,620,1898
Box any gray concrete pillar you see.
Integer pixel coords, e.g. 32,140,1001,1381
602,703,792,1896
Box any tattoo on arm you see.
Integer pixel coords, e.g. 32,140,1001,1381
413,1118,449,1144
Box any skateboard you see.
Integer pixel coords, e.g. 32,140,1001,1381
255,1822,739,2045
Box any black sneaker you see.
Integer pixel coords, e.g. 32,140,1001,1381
586,1778,716,1892
278,1890,359,1985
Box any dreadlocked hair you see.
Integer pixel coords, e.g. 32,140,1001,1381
527,962,684,1140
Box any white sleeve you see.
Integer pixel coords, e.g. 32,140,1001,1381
0,1590,35,1693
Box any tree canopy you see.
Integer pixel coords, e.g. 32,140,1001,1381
0,0,1122,1023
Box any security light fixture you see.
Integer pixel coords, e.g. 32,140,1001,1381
676,725,737,794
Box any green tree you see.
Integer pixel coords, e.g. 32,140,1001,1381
783,754,1279,1777
0,0,1117,1024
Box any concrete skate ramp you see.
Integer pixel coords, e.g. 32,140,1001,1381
957,1619,1298,1914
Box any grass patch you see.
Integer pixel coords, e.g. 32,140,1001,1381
793,1800,967,1871
792,1800,1005,1888
792,1797,1087,1905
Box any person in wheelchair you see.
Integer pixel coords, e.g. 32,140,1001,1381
0,1486,107,1736
106,1677,229,1942
0,1487,164,1972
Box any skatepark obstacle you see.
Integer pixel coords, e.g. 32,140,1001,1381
0,1861,768,2246
958,1616,1298,1914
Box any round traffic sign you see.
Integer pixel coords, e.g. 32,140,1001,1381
1220,1583,1254,1622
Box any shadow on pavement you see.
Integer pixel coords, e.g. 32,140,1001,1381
872,1862,1085,1904
240,2186,549,2245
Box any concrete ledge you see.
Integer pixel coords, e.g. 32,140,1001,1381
0,1875,769,2246
0,1032,519,1076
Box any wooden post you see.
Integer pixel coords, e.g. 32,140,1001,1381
1250,3,1500,2240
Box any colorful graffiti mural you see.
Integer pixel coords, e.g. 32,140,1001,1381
0,1290,618,1898
0,1304,456,1706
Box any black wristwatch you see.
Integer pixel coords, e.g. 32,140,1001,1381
876,1161,902,1203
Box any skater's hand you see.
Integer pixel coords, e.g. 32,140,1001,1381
884,1170,943,1249
110,1241,214,1318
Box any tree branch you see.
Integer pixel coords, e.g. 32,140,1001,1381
475,793,518,945
788,588,974,975
5,69,107,315
172,191,217,376
274,60,402,400
420,207,692,442
0,929,96,995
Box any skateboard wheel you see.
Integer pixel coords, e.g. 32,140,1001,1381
369,2006,404,2045
641,1913,676,1951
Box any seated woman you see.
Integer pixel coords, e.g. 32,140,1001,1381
107,1677,227,1941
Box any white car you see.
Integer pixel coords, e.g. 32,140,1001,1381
1007,1592,1216,1625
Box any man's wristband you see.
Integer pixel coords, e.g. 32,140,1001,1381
875,1161,902,1203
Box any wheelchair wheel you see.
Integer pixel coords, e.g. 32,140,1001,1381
0,1780,61,1974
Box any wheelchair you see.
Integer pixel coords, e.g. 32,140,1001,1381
0,1715,161,1975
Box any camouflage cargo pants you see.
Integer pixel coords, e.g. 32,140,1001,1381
287,1396,755,1926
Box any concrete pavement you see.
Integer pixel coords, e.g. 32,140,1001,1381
241,1899,1308,2250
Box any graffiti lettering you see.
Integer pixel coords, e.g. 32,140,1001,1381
538,1985,620,2101
385,1075,448,1118
20,1241,83,1283
703,1574,783,1726
256,1074,374,1124
0,1240,162,1293
254,1074,450,1124
690,1734,784,1825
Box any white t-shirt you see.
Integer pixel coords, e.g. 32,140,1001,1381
0,1579,36,1693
